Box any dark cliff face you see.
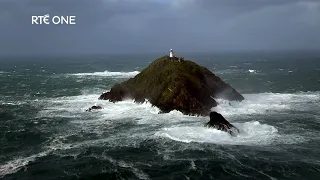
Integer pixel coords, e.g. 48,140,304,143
99,56,244,116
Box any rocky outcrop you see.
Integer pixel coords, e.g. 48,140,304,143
86,105,103,112
205,111,239,136
99,56,244,116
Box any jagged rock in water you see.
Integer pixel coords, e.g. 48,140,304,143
99,56,244,116
86,105,103,112
205,111,239,136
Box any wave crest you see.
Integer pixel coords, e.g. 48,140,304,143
68,70,139,78
155,121,280,145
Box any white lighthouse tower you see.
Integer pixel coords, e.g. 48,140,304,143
169,49,174,60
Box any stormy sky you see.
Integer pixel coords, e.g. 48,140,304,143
0,0,319,55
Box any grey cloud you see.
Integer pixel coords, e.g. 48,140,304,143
194,0,319,12
0,0,319,55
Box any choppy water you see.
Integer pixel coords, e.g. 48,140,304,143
1,52,320,179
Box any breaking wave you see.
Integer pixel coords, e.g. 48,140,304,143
213,92,320,116
155,121,280,145
67,70,139,78
37,91,316,146
0,151,50,178
1,91,317,178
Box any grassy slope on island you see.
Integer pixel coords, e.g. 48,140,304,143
100,56,244,116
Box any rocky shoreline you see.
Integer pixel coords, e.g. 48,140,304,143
97,55,243,134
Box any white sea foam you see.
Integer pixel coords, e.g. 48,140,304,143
36,91,318,149
1,101,27,106
216,69,242,75
2,91,310,178
0,151,50,178
152,92,318,145
155,121,280,145
1,102,21,106
14,90,312,180
213,92,320,117
68,70,139,78
39,92,202,125
92,155,150,180
39,91,320,127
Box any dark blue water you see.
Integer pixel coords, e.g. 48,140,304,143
1,52,320,179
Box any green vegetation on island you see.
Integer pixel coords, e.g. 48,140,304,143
99,56,244,116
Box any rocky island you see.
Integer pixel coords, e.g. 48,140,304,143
99,56,244,116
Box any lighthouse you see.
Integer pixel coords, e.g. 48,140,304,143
169,49,174,60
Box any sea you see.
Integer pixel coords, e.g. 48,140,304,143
0,51,320,180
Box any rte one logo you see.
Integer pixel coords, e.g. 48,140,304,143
32,14,76,25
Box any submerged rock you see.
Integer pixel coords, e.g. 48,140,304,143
99,56,244,116
86,105,103,112
205,111,239,136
